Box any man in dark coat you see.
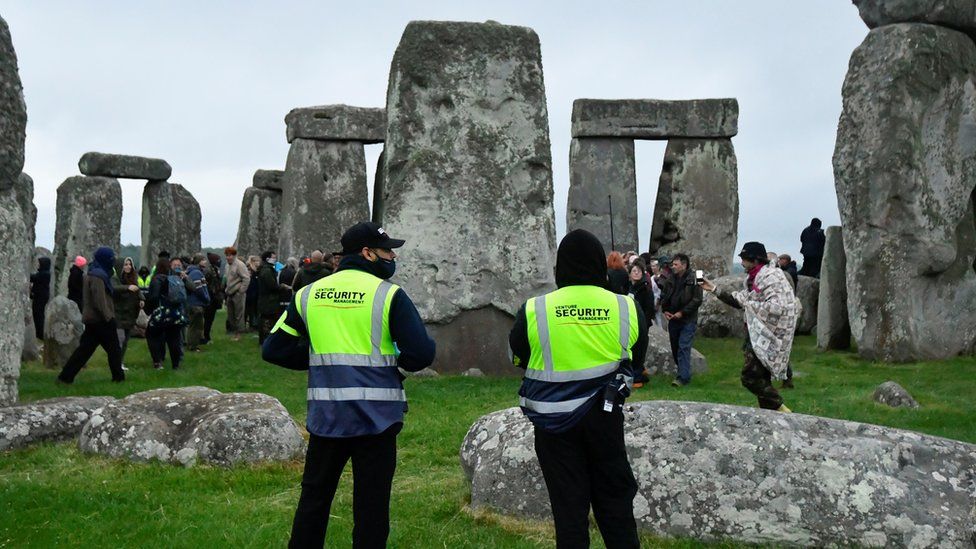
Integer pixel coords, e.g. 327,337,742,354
202,252,224,344
798,218,826,278
67,255,86,312
660,253,703,387
292,250,332,292
30,257,52,338
256,250,281,344
777,254,799,290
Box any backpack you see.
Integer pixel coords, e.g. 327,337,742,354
166,274,188,304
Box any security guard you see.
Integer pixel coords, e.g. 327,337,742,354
262,221,435,549
510,229,648,549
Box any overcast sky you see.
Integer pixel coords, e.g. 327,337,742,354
4,1,866,262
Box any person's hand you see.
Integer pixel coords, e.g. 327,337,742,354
699,278,716,292
673,311,683,320
664,312,673,320
128,285,139,292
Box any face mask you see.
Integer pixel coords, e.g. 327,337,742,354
173,267,183,274
372,256,396,279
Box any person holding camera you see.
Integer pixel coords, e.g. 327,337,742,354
699,241,798,412
659,253,703,387
509,229,648,549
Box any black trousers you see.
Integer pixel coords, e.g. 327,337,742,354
534,404,639,549
203,304,219,340
147,324,184,368
32,299,46,339
741,349,783,410
58,320,124,383
289,423,401,549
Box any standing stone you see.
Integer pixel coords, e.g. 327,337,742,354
794,275,819,335
235,187,282,259
43,296,83,370
278,139,369,259
817,226,851,350
566,138,638,252
0,15,27,405
78,152,171,181
52,176,122,297
140,181,201,268
16,173,38,361
252,169,284,191
372,149,385,224
383,21,557,374
649,138,738,277
833,24,976,361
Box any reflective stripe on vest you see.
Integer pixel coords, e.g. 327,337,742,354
307,387,406,402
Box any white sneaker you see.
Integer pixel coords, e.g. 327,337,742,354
121,364,129,371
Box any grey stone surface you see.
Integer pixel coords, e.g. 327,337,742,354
79,386,305,467
252,169,284,191
566,138,638,252
278,139,368,259
78,152,171,181
52,176,122,297
572,98,738,139
0,16,26,191
401,367,439,378
643,326,708,376
833,24,976,362
235,187,282,259
16,173,37,362
854,0,976,39
43,296,83,370
817,226,851,351
697,274,748,339
425,308,517,376
285,105,385,144
874,381,920,409
795,275,819,335
0,396,115,451
140,182,201,268
383,20,557,331
462,368,485,377
649,139,738,277
461,402,976,546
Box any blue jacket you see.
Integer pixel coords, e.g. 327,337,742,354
262,255,436,437
186,266,211,308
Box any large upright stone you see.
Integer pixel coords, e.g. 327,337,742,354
372,149,385,224
285,105,385,144
795,275,819,335
649,138,738,277
52,177,122,297
817,226,851,350
140,182,201,268
383,21,557,374
854,0,976,39
572,98,739,139
15,173,37,361
235,187,282,259
566,138,638,252
278,139,368,258
252,169,284,191
833,24,976,361
0,16,26,191
78,152,171,181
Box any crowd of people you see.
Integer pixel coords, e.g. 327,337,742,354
28,243,343,383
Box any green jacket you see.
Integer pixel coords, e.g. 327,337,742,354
113,276,142,330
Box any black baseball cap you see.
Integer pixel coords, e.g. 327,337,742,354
738,241,768,261
340,222,405,255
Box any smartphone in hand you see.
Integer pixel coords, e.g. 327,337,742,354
695,270,704,284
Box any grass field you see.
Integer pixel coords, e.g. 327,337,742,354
2,313,974,548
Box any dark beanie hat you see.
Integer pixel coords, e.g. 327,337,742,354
555,229,609,289
738,241,768,261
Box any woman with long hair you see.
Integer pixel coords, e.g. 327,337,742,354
113,257,142,368
606,251,629,295
146,258,193,370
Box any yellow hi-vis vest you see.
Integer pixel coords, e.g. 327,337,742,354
519,285,639,415
291,268,404,437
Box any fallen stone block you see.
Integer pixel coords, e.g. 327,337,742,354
0,396,115,451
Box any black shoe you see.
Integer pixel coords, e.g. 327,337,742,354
55,376,72,385
671,379,688,387
153,363,163,370
781,379,795,389
112,378,125,383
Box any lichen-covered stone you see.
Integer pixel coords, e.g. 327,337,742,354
383,20,557,331
571,98,738,139
52,176,122,297
649,139,738,277
43,296,83,370
795,275,819,335
79,386,305,467
78,152,172,181
235,186,282,259
15,173,37,362
0,396,115,451
0,16,26,191
854,0,976,39
461,402,976,547
833,24,976,361
278,139,368,259
462,368,485,377
252,169,284,191
285,105,385,144
874,381,919,409
697,274,748,338
644,326,707,376
0,191,25,404
140,181,201,268
817,226,850,350
567,138,638,252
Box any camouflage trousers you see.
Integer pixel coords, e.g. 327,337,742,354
741,349,783,410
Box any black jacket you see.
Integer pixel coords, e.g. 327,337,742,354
30,258,51,305
800,225,826,257
257,263,280,316
292,262,332,292
67,265,84,310
607,268,629,295
780,261,798,290
629,278,655,326
660,270,703,321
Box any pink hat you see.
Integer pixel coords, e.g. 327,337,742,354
73,255,87,268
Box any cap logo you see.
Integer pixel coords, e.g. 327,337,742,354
377,228,386,235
